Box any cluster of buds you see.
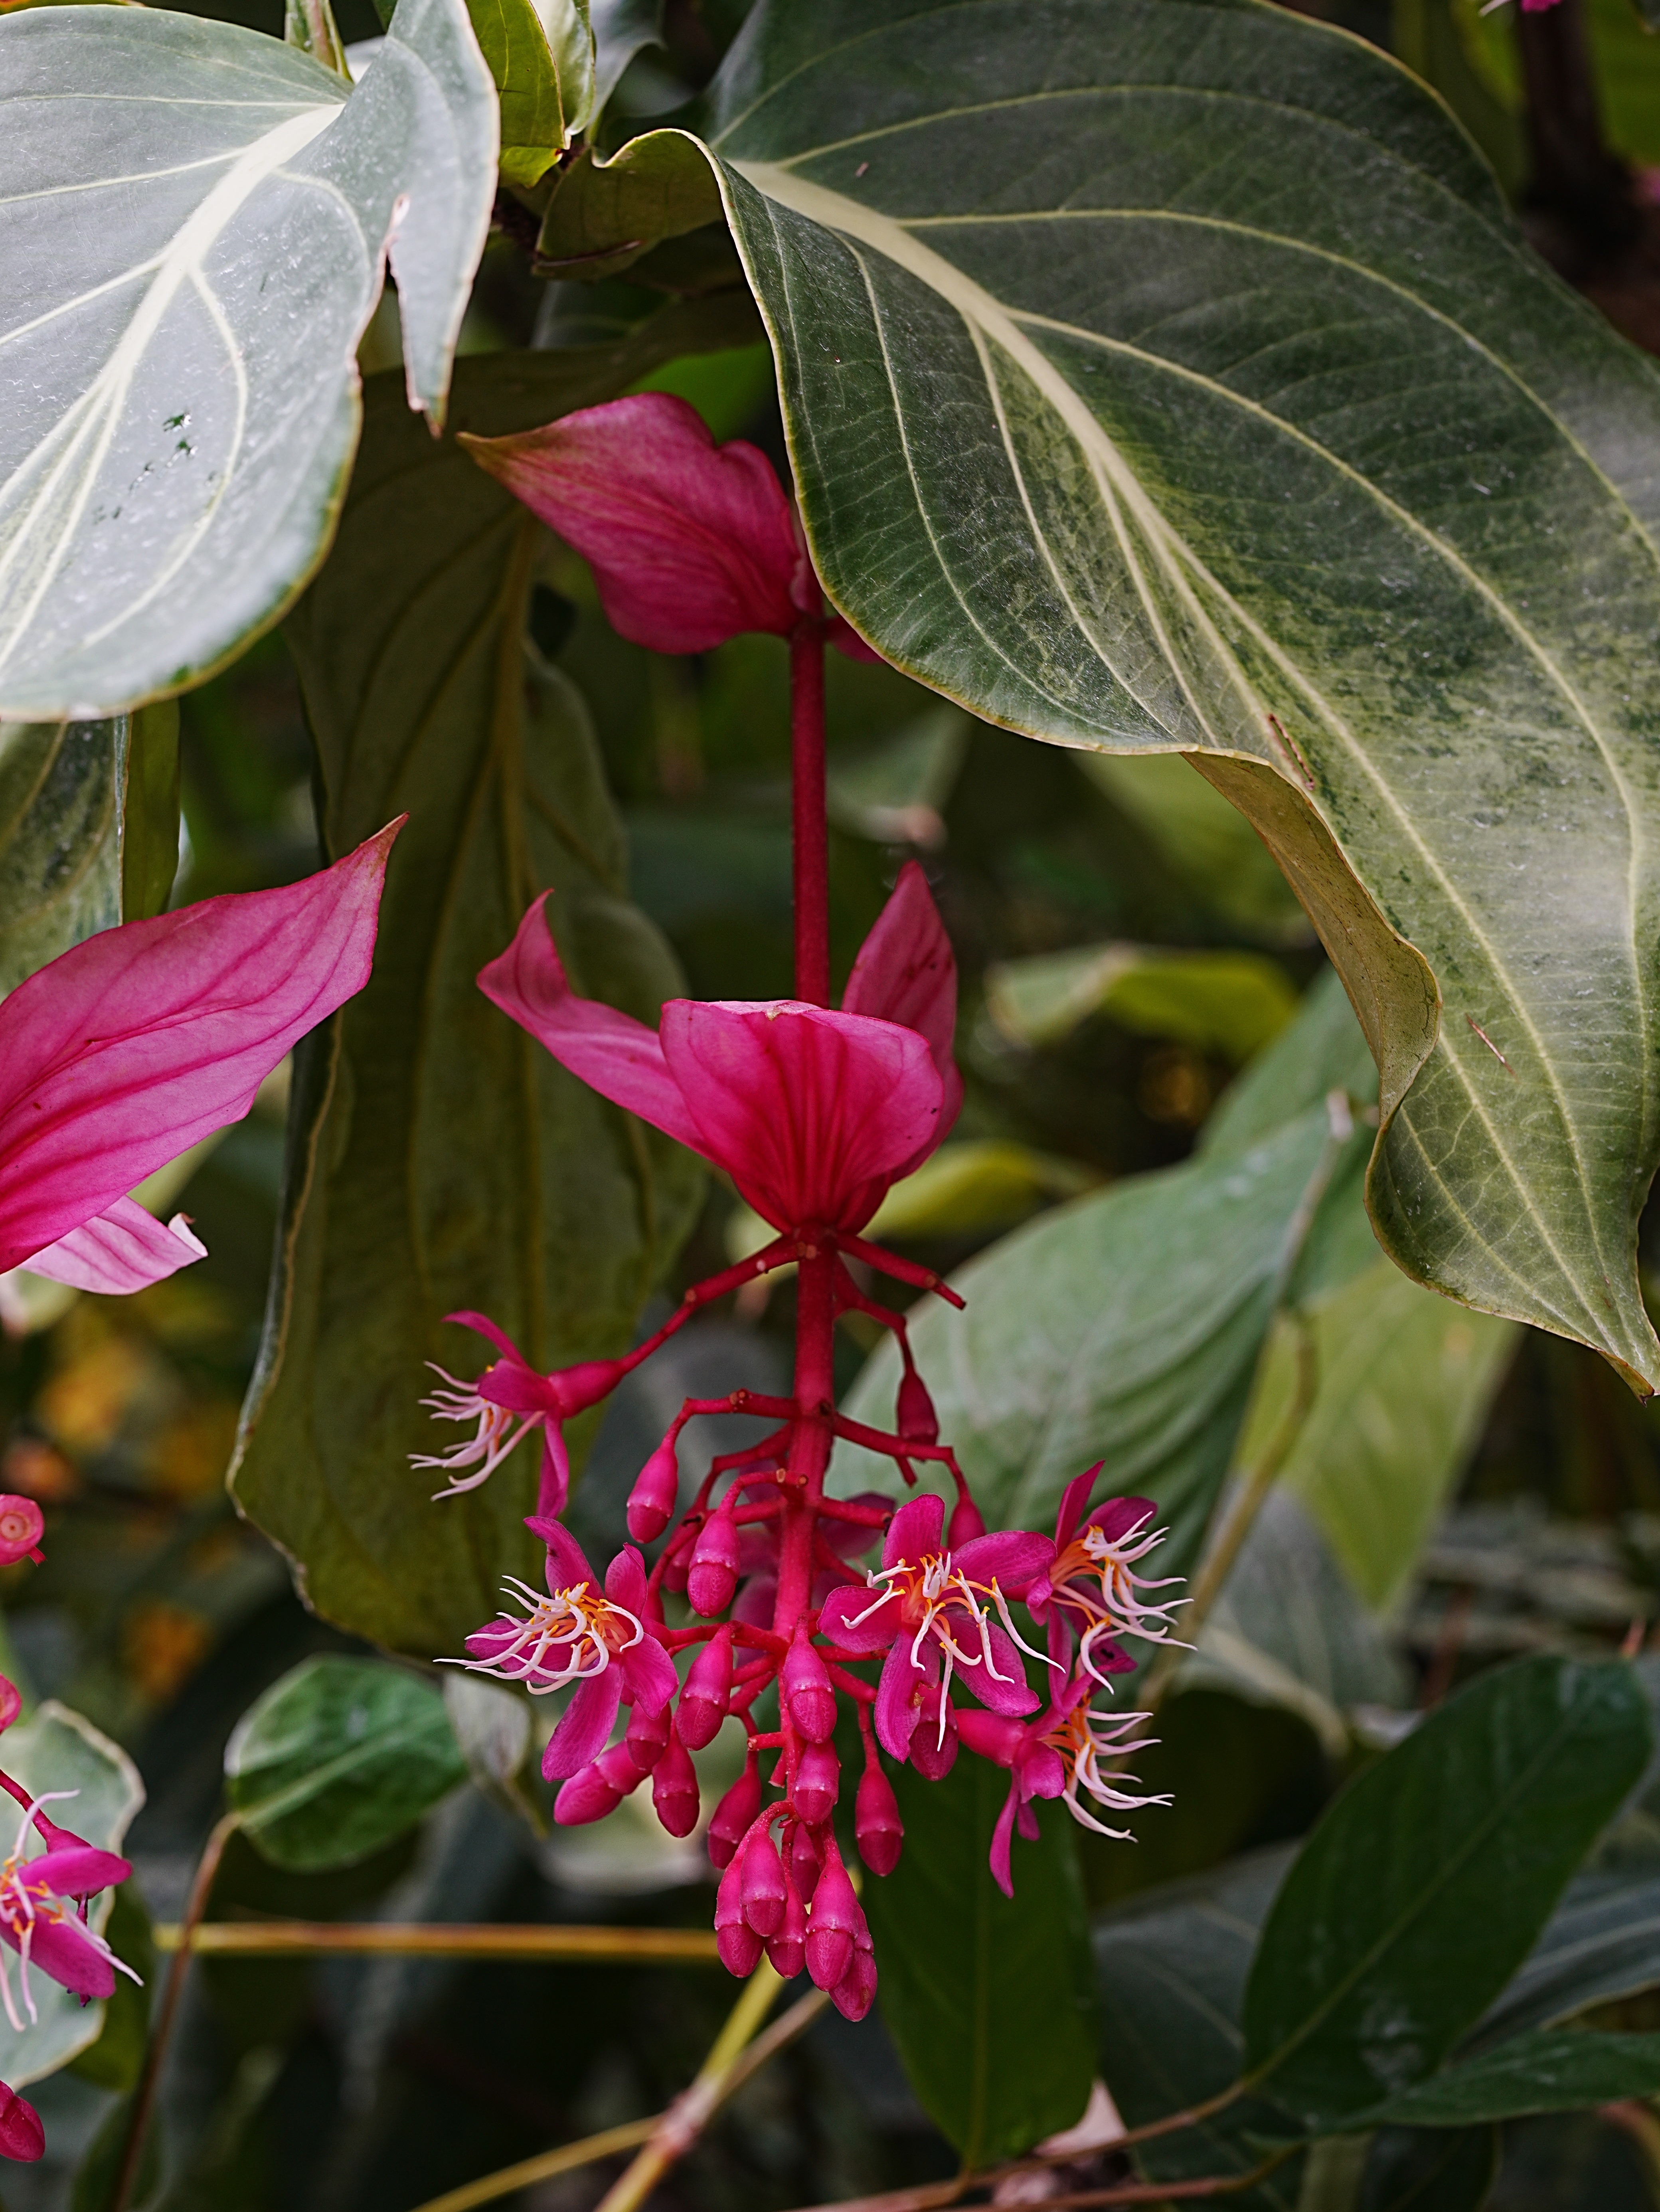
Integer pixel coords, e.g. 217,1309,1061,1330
423,389,1187,2016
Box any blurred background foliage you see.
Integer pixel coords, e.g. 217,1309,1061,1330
9,0,1660,2207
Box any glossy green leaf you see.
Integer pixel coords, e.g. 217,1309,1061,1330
537,133,723,280
1355,2029,1660,2128
1474,1856,1660,2048
986,943,1298,1061
1241,1265,1517,1613
589,0,660,114
835,1097,1353,1574
1093,1851,1304,2210
0,1702,144,2089
225,1656,466,1869
1243,1656,1652,2128
0,719,121,996
465,0,582,184
230,312,744,1653
687,0,1660,1391
1358,2126,1498,2212
0,0,496,720
1079,752,1311,947
866,1751,1096,2166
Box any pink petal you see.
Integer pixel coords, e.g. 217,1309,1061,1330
828,612,884,663
818,1582,899,1656
883,1492,945,1571
21,1198,206,1295
1089,1495,1158,1544
527,1518,595,1593
0,824,399,1275
0,2082,43,2163
8,1912,113,2000
543,1670,622,1781
841,861,962,1142
955,1623,1039,1716
622,1633,678,1715
536,1427,570,1519
956,1707,1027,1767
875,1639,926,1762
955,1529,1054,1597
661,1001,944,1234
460,395,802,653
1019,1744,1067,1801
1053,1465,1103,1552
603,1544,649,1613
29,1846,129,1896
988,1779,1020,1898
1015,1799,1041,1842
477,898,705,1154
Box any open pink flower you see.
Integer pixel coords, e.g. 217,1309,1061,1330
479,861,960,1237
0,824,400,1293
415,1311,629,1518
0,1793,138,2026
460,392,875,660
453,1518,676,1781
819,1493,1053,1762
1027,1465,1184,1684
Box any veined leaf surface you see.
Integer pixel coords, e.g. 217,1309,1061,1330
686,0,1660,1390
0,0,495,720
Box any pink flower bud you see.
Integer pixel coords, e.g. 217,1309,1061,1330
767,1873,808,1980
855,1761,904,1876
707,1755,761,1870
792,1740,840,1828
0,1676,21,1734
651,1724,701,1838
910,1692,959,1781
547,1356,629,1418
0,2082,43,2163
660,1544,690,1595
741,1827,788,1937
805,1840,865,1991
832,1939,877,2021
897,1366,939,1445
781,1627,836,1744
687,1505,741,1617
627,1436,680,1543
677,1625,733,1751
624,1696,671,1774
947,1492,986,1547
0,1498,43,1569
715,1853,763,1977
555,1740,642,1827
789,1817,822,1903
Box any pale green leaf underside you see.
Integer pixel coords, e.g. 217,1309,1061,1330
698,0,1660,1389
0,0,496,720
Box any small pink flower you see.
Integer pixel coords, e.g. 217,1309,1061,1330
477,860,960,1238
451,1520,676,1781
0,824,400,1293
460,392,876,660
0,1791,139,2028
1027,1465,1185,1684
414,1312,625,1518
818,1492,1053,1761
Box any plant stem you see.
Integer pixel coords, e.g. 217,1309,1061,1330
791,620,830,1006
152,1921,721,1962
111,1809,239,2212
1138,1311,1317,1718
406,2119,658,2212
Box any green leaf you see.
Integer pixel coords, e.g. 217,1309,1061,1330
1474,1856,1660,2047
986,943,1298,1061
1242,1656,1652,2129
120,700,181,925
1093,1851,1304,2210
862,1140,1094,1242
0,0,497,720
865,1751,1096,2167
1358,2126,1499,2212
465,0,586,184
230,314,746,1653
826,702,969,845
1079,753,1311,947
688,0,1660,1391
589,0,660,115
0,719,121,996
225,1655,466,1869
1240,1265,1517,1613
285,0,348,74
0,1702,144,2089
1202,973,1379,1167
834,1099,1351,1574
536,132,723,279
1354,2029,1660,2128
69,1886,155,2095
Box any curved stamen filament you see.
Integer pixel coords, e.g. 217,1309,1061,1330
413,1368,540,1497
444,1579,644,1695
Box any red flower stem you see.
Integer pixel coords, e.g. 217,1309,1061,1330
625,1243,798,1367
816,1498,892,1528
831,1233,966,1308
830,1415,965,1484
825,1664,878,1704
790,619,830,1007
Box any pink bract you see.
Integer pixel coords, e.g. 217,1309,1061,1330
0,824,402,1285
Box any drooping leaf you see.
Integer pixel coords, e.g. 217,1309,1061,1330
835,1098,1353,1574
680,0,1660,1391
1353,2029,1660,2128
1240,1265,1517,1613
1472,1855,1660,2048
0,719,121,996
866,1751,1096,2167
1242,1656,1652,2129
1093,1850,1304,2211
0,0,496,719
225,1656,466,1869
231,312,747,1653
985,943,1298,1061
0,1702,144,2089
537,133,724,280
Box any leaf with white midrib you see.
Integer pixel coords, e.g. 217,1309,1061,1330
687,0,1660,1388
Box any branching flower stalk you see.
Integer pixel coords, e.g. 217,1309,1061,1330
422,393,1190,2016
